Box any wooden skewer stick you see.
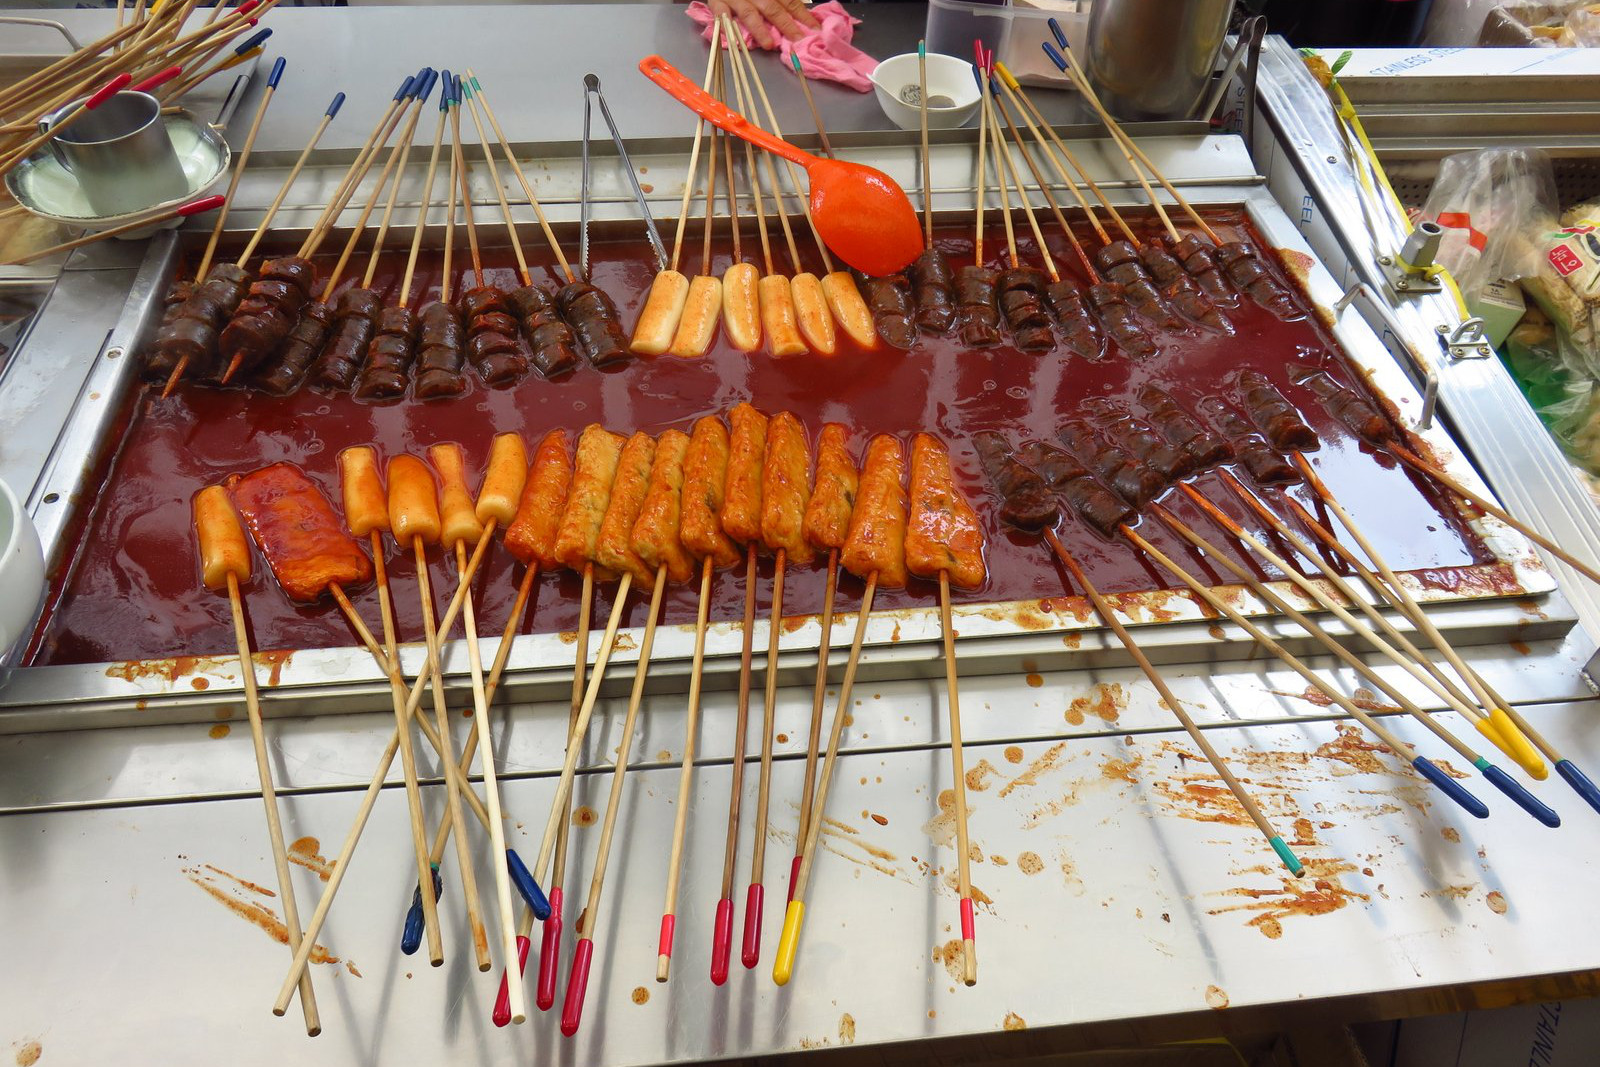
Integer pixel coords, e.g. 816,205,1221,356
519,572,636,930
226,572,320,1034
939,571,978,986
317,82,429,303
369,537,473,974
919,41,933,246
1032,45,1221,244
271,576,425,1015
371,530,443,968
1160,497,1488,764
994,69,1130,246
1117,521,1492,820
742,546,785,972
713,548,758,982
658,558,715,982
454,538,526,1018
1030,56,1179,243
1172,485,1518,745
298,72,419,260
439,92,459,304
979,74,1018,270
666,37,718,275
465,70,575,282
1287,457,1550,777
408,561,540,967
790,549,837,898
1224,475,1497,721
5,192,222,267
451,91,486,291
563,570,669,1033
463,78,532,288
234,91,342,268
196,58,279,281
774,573,877,986
724,26,800,275
791,54,833,159
356,84,429,295
728,23,833,272
395,81,449,307
1327,454,1600,809
990,81,1096,282
984,80,1057,282
535,565,592,1013
973,53,989,267
1045,529,1306,870
1387,441,1600,589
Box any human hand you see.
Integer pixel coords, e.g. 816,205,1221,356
708,0,820,50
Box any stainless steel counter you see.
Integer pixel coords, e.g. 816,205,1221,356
4,12,1600,1066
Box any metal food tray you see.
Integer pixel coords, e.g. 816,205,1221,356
0,136,1570,735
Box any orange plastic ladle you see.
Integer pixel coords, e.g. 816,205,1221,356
639,54,923,277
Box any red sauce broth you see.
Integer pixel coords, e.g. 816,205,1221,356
28,211,1495,666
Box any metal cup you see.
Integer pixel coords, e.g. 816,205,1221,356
1086,0,1235,120
39,90,188,217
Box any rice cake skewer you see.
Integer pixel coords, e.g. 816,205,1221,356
566,430,692,1032
905,433,987,986
789,424,857,903
632,23,721,357
191,485,321,1033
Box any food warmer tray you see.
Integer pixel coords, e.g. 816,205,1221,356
0,128,1570,735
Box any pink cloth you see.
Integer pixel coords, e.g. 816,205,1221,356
686,1,878,93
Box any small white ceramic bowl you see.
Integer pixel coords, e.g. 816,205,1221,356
0,477,45,667
870,52,981,131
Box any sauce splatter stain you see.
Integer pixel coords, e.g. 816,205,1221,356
998,742,1067,798
1002,1012,1027,1030
1487,891,1508,915
1208,858,1365,938
1025,673,1043,688
1003,745,1024,764
632,986,650,1004
208,723,231,739
839,1014,856,1044
202,864,274,897
656,750,671,762
191,677,209,690
288,837,334,881
870,813,888,826
1205,985,1229,1009
776,733,789,743
932,939,965,981
1101,753,1141,784
1441,826,1460,843
573,806,597,827
965,759,999,792
346,961,362,978
185,867,338,963
14,1042,41,1066
1017,851,1043,875
1066,682,1125,726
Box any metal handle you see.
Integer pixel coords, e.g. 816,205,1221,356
1334,281,1438,431
585,74,668,272
0,17,83,52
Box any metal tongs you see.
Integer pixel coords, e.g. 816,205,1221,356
580,73,668,279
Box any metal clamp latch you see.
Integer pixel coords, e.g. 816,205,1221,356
1438,317,1492,361
1335,282,1437,431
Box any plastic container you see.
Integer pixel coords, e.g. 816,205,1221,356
925,0,1088,88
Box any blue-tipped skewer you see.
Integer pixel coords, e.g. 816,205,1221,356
401,866,444,955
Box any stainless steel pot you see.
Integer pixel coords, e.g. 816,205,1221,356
1086,0,1234,120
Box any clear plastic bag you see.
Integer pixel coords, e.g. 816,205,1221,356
1420,147,1559,304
